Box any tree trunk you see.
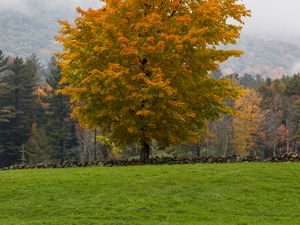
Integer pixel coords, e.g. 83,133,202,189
273,144,276,157
94,128,97,161
197,144,201,158
223,136,228,157
140,141,150,162
60,139,64,166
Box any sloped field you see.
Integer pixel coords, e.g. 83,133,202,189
1,163,300,225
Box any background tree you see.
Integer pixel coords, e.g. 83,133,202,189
43,58,78,164
57,0,250,160
0,50,14,125
293,98,300,150
0,50,8,73
232,89,264,156
206,114,234,157
0,57,38,167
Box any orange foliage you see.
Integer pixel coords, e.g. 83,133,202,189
56,0,250,147
233,89,264,156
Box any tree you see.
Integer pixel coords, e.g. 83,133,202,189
43,58,78,164
0,50,14,125
0,57,38,167
25,123,50,164
28,53,47,85
0,50,8,73
57,0,250,161
232,89,264,156
207,114,234,157
293,99,300,148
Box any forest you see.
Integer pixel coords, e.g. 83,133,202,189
1,48,300,168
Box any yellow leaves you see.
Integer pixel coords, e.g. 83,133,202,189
232,89,264,156
93,46,107,53
175,44,184,51
132,73,146,81
145,45,157,55
175,14,192,24
147,37,155,43
117,33,127,43
127,127,135,134
174,113,186,122
120,42,139,57
183,28,207,45
156,40,166,49
136,109,153,117
170,100,185,109
108,63,123,73
158,92,164,98
235,89,262,110
105,95,116,101
56,0,249,147
186,112,196,119
163,34,181,44
144,40,167,53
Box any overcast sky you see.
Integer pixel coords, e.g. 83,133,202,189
0,0,299,41
76,0,300,41
0,0,101,10
242,0,300,40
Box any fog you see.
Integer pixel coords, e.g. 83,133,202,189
0,0,299,75
0,0,299,41
0,0,100,9
0,0,102,15
242,0,300,42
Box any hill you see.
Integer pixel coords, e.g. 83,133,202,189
221,35,300,78
1,163,300,224
1,2,300,77
0,10,60,61
0,0,97,62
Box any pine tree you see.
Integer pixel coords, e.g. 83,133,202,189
0,50,8,73
0,51,15,125
44,58,78,164
25,123,50,164
0,57,38,167
293,99,300,145
29,53,47,85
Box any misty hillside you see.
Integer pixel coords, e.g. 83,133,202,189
1,1,300,77
0,1,77,62
221,36,300,78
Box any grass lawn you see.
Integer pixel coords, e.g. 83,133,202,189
1,163,300,225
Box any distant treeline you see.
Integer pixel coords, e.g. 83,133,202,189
140,71,300,159
1,50,300,167
170,71,300,159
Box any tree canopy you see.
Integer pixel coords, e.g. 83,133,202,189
57,0,250,160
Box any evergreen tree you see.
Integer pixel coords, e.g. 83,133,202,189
0,50,8,73
0,57,38,167
292,100,300,147
25,123,50,164
0,51,15,125
29,53,47,85
44,58,78,164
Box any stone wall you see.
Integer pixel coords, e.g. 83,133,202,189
1,153,299,171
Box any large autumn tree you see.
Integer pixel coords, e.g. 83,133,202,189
57,0,250,160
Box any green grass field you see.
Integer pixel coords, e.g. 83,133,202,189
1,163,300,225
